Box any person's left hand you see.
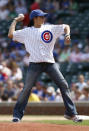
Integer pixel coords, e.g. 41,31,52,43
64,35,71,45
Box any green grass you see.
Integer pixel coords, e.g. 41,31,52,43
36,120,89,126
0,119,89,126
0,115,89,126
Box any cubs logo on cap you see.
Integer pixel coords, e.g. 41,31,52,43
41,30,53,43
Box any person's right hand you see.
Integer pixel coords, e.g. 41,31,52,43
64,35,71,45
14,14,24,22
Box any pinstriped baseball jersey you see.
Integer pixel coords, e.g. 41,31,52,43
13,24,66,63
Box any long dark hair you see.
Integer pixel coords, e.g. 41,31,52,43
28,19,34,27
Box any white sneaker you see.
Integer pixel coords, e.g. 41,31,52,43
64,114,83,122
12,117,20,122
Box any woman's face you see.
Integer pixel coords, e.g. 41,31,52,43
34,16,45,26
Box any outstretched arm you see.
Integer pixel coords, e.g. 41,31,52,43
64,25,71,45
8,14,24,39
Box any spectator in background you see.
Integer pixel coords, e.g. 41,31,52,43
0,65,8,81
0,0,8,8
8,3,17,20
10,66,23,82
78,86,89,101
13,50,25,68
46,5,56,24
1,61,12,77
80,46,89,62
15,0,27,15
69,44,83,63
71,83,81,101
9,47,25,63
61,0,70,10
45,86,55,101
0,5,9,20
71,75,88,101
12,82,23,101
0,39,8,49
23,52,30,67
0,93,9,101
44,0,54,11
28,91,40,102
69,0,78,12
55,88,63,102
14,0,26,7
41,85,48,101
17,82,24,90
58,45,70,62
32,81,44,100
2,48,10,60
8,60,22,82
72,75,87,93
76,75,87,92
52,0,60,11
30,0,40,11
42,0,56,24
4,80,14,98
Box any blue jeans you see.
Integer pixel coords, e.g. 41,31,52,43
13,62,77,119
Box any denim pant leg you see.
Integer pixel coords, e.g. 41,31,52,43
45,63,78,116
13,63,42,119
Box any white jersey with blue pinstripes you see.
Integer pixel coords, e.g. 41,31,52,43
13,24,66,63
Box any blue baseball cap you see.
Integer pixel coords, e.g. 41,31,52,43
30,9,48,20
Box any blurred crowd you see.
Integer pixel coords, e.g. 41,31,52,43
71,74,89,101
1,74,89,102
0,0,89,102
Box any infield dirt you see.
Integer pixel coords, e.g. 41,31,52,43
0,122,89,131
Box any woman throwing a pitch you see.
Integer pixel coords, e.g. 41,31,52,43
8,9,82,122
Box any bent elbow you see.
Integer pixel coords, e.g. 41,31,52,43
65,24,70,29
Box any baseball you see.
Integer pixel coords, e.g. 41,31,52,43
18,14,24,18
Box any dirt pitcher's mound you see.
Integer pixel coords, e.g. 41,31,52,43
0,122,89,131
